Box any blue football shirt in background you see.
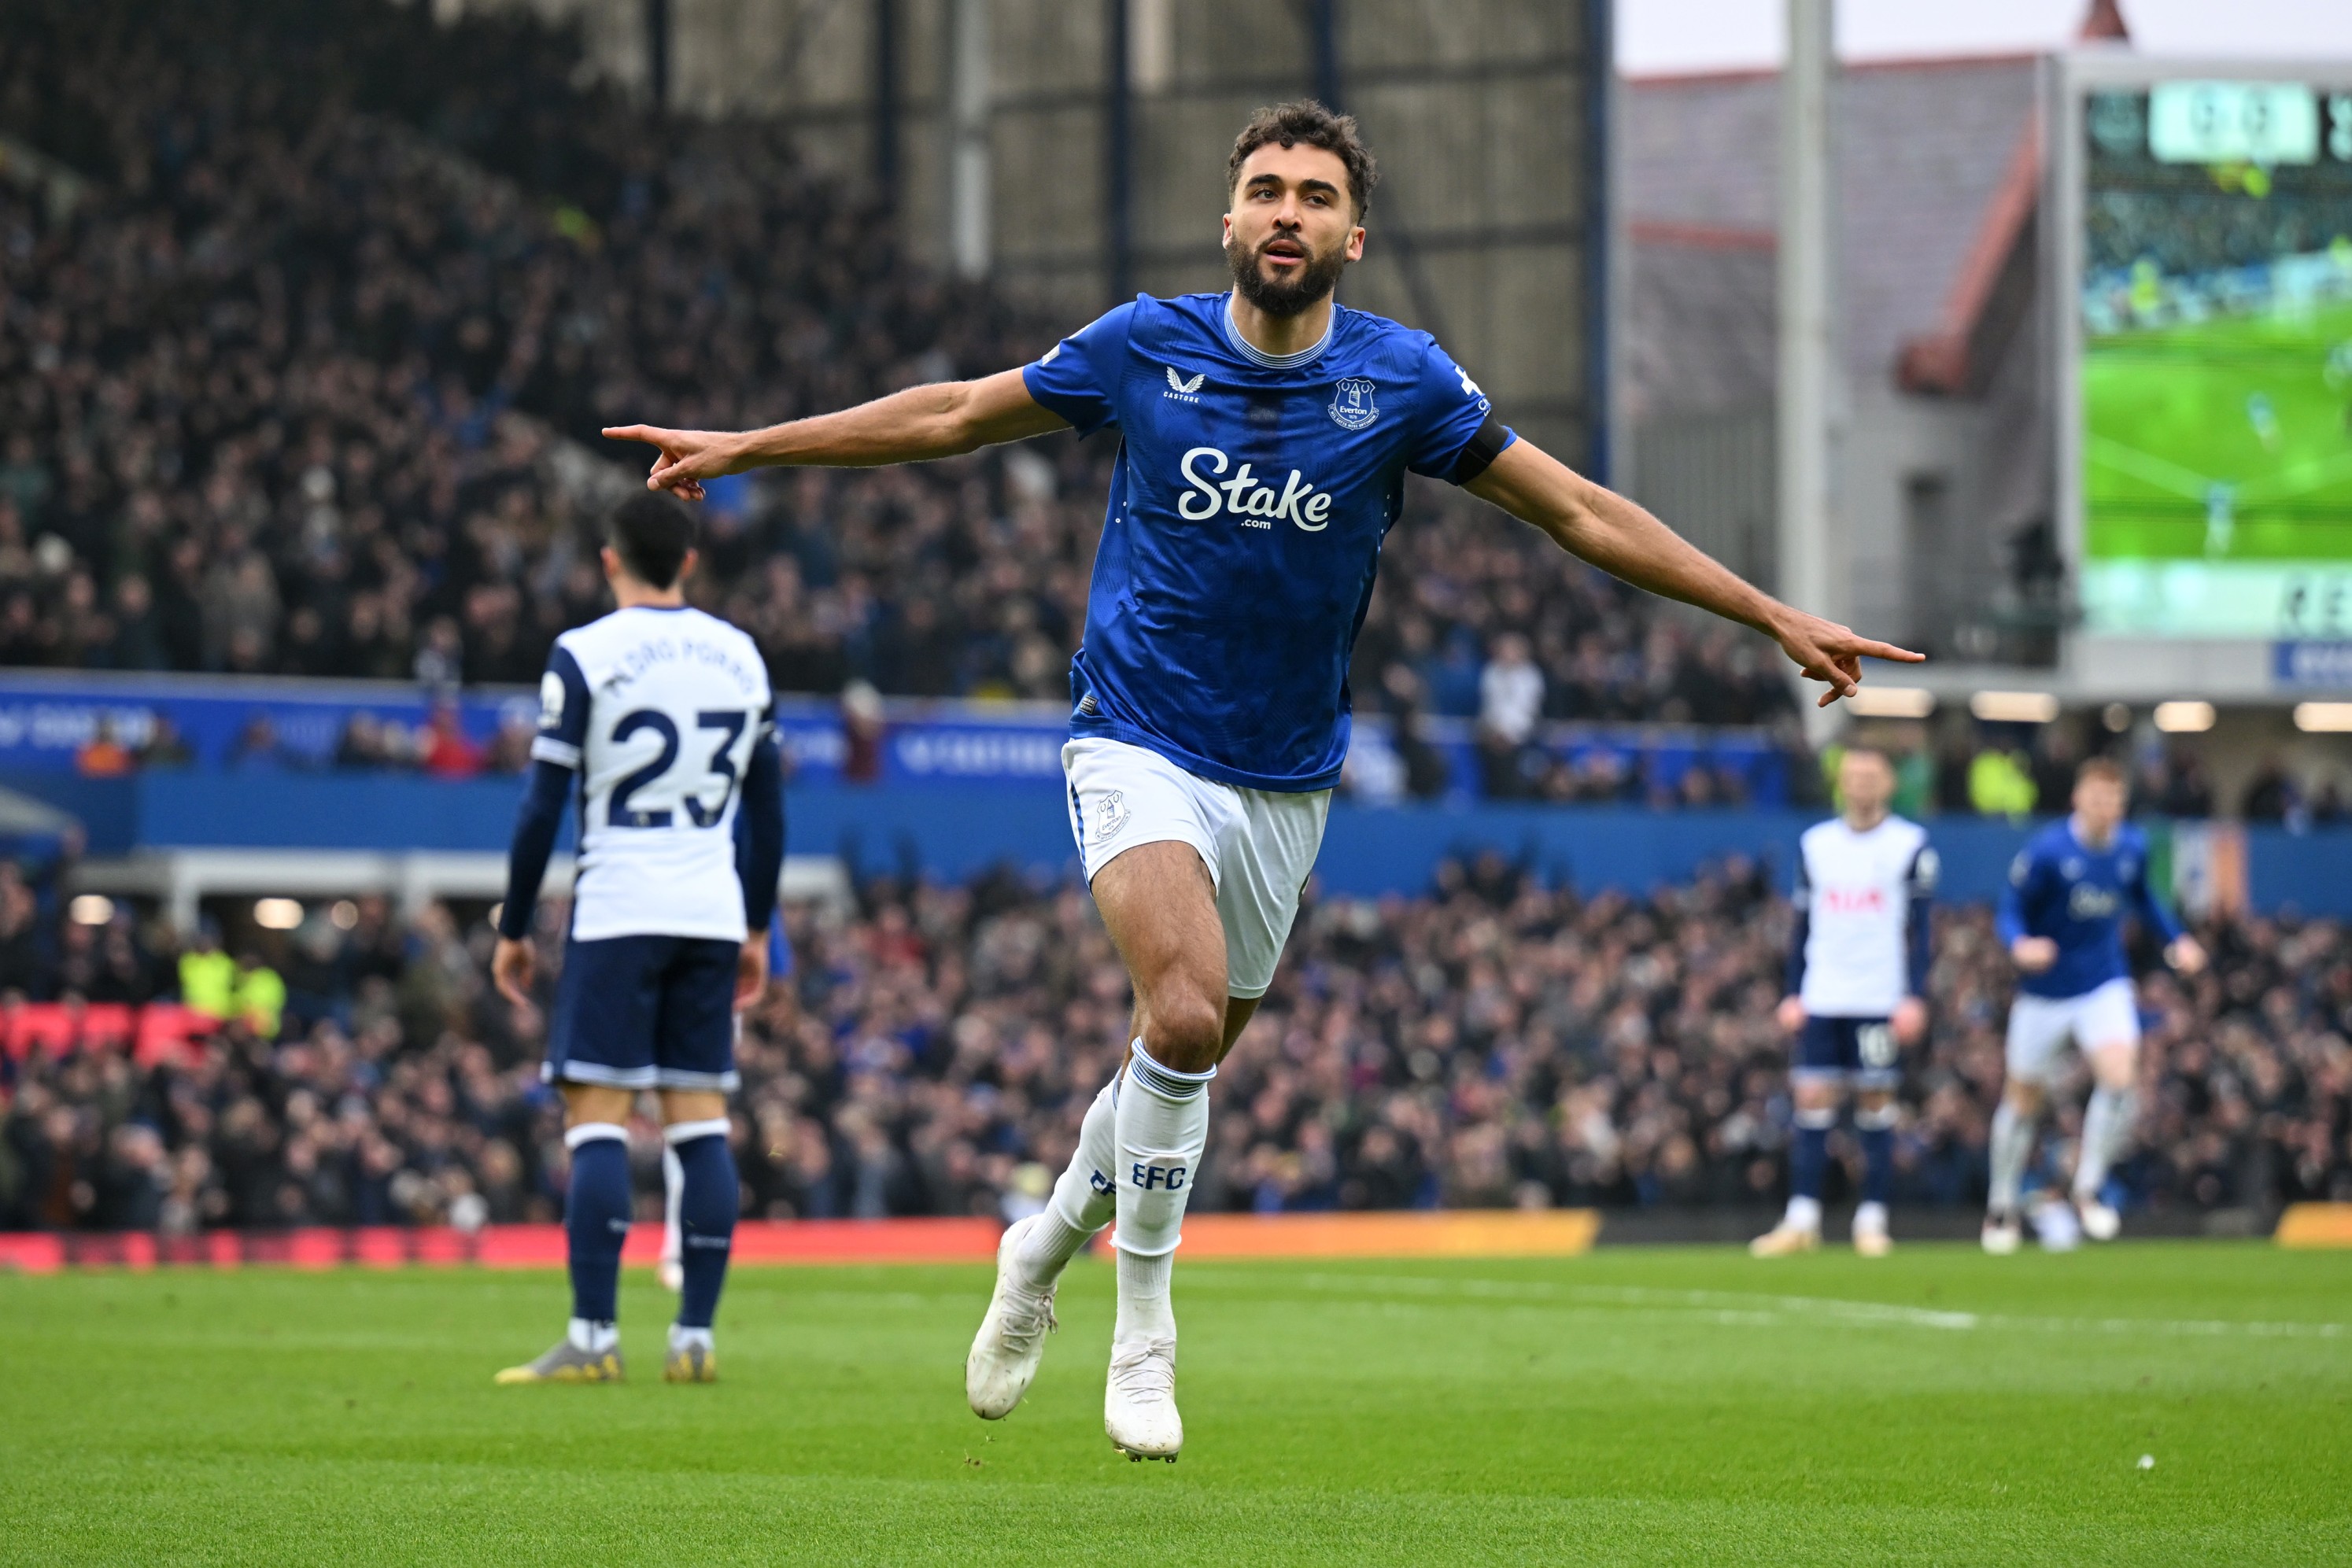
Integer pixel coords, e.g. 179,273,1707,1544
1022,291,1511,791
1995,819,2184,998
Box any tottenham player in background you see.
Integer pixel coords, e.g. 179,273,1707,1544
605,102,1918,1460
489,493,785,1384
1751,745,1933,1259
1984,756,2204,1255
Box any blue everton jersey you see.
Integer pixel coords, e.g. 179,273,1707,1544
1022,291,1512,791
1995,819,2184,999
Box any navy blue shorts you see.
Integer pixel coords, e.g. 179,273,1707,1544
1795,1015,1900,1090
544,934,740,1092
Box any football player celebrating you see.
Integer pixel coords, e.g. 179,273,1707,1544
606,101,1918,1459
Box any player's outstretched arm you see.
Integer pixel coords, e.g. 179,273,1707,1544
603,368,1067,499
1466,439,1922,707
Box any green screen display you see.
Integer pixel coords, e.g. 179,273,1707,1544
2079,83,2352,637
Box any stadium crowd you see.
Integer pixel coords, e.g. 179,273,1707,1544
0,0,1800,744
4,851,2347,1234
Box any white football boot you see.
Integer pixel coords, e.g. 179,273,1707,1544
965,1216,1058,1420
1748,1223,1819,1258
2031,1196,2082,1253
2076,1196,2121,1242
1104,1336,1182,1462
1981,1212,2022,1256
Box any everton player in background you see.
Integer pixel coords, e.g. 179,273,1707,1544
1983,757,2205,1254
606,102,1920,1460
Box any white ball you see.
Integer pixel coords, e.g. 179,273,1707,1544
2137,1455,2155,1470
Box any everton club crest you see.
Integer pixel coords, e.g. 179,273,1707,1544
1327,377,1379,431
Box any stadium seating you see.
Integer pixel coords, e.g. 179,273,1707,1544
0,0,1797,746
2,860,2343,1234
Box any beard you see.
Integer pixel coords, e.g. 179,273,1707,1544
1224,229,1347,317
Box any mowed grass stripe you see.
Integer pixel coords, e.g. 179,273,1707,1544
2,1452,2341,1567
3,1243,2346,1565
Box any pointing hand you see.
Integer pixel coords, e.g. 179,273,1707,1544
600,425,739,502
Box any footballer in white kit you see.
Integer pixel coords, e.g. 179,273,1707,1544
491,493,784,1386
1753,745,1933,1258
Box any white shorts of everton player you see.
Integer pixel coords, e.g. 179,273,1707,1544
1063,737,1329,1000
2005,976,2140,1085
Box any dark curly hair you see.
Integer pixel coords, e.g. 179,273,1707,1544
1227,100,1378,218
606,491,700,588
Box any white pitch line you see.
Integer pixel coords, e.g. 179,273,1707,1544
1276,1271,2347,1341
2087,435,2216,500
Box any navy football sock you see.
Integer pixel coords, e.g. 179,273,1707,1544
669,1121,738,1332
1859,1124,1894,1207
565,1125,633,1325
1790,1113,1833,1204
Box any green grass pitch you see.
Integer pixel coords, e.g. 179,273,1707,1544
3,1243,2348,1565
2084,300,2352,562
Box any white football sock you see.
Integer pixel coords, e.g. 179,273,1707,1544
660,1144,684,1267
1854,1200,1889,1234
1014,1072,1121,1291
1988,1099,2036,1214
567,1316,617,1354
668,1323,713,1352
1782,1194,1822,1232
1112,1039,1213,1259
2073,1086,2139,1200
1114,1243,1175,1345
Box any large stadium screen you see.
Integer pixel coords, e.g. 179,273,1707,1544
2076,77,2352,640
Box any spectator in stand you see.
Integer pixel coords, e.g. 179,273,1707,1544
334,714,395,771
176,928,234,1022
2028,720,2084,811
482,709,537,775
231,950,286,1039
1968,740,2036,820
1476,632,1546,799
2241,758,2296,825
2142,745,2217,819
73,718,135,778
0,0,1817,779
418,702,482,780
4,850,2348,1235
226,713,295,772
135,718,193,770
0,861,50,996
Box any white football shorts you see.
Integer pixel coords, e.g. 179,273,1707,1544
1063,736,1330,1000
2003,976,2141,1084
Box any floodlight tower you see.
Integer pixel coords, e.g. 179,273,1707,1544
944,0,991,279
1778,0,1840,735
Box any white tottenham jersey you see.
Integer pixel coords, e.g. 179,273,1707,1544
1793,815,1936,1017
533,606,771,944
